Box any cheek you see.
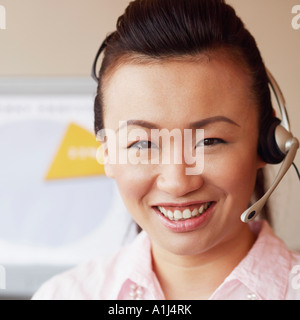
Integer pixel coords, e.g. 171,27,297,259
205,147,259,206
113,165,154,208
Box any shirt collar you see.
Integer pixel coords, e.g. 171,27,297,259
106,220,291,300
223,220,291,300
103,231,164,299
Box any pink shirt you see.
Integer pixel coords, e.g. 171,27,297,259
32,221,300,300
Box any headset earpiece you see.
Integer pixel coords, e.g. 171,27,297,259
258,69,296,165
258,117,286,164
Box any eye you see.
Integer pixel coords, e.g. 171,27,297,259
128,140,158,150
197,138,225,147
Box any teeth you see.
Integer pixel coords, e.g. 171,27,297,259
160,206,167,215
192,208,198,217
174,210,182,221
199,205,204,214
167,210,174,220
157,202,212,221
183,209,192,219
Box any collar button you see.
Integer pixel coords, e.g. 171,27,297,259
247,293,258,300
129,283,144,300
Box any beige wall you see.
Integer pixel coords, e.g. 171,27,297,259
0,0,129,76
0,0,299,249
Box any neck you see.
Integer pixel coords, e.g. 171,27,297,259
151,224,256,300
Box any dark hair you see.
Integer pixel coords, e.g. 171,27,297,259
94,0,273,223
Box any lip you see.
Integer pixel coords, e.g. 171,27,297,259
152,201,216,233
152,201,210,208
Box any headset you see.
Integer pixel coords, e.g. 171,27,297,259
91,37,300,224
240,70,299,223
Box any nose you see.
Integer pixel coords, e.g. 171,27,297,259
156,163,204,197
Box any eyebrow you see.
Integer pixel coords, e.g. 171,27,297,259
117,120,161,132
190,116,240,129
117,116,240,132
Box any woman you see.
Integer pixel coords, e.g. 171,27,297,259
33,0,300,300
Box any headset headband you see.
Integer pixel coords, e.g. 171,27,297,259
266,69,290,132
91,33,115,83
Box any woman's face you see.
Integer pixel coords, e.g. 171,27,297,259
102,55,265,256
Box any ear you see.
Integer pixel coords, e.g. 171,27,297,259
96,142,115,178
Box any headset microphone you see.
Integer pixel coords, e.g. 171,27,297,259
241,70,299,223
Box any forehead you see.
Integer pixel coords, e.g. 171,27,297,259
102,54,256,127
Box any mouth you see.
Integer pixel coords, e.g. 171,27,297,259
155,202,213,221
152,201,216,233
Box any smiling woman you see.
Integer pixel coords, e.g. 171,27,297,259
32,0,300,300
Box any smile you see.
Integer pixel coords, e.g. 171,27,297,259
156,202,213,221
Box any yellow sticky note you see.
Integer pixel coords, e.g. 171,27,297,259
45,123,105,180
